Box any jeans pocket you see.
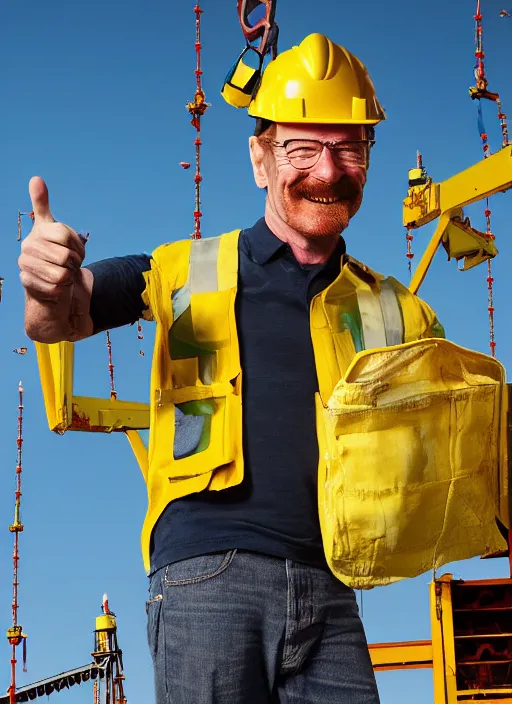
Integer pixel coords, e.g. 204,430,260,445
145,593,163,615
146,584,164,665
163,549,237,586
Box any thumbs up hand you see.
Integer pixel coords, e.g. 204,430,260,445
19,176,86,302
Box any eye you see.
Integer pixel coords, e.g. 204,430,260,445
289,147,317,158
285,142,320,160
333,144,366,160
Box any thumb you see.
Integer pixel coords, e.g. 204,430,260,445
28,176,55,223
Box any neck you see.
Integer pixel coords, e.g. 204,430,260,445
264,204,340,265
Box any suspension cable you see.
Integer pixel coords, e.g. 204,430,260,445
6,382,28,704
470,0,509,357
186,3,210,240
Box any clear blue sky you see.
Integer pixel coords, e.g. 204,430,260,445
1,1,512,702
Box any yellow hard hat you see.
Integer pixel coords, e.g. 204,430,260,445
247,33,386,125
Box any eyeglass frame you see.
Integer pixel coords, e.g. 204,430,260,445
260,135,375,170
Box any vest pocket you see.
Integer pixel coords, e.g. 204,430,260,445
317,339,506,588
153,388,237,480
169,289,236,388
157,284,239,478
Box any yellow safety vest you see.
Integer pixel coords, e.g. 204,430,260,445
140,229,508,585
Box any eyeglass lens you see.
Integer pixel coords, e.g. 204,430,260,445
282,140,368,169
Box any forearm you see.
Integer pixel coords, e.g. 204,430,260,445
24,268,94,343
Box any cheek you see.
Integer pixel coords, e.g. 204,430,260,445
270,167,304,199
349,166,367,189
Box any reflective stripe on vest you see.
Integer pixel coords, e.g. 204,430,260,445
170,237,225,387
172,235,223,322
356,279,404,350
190,236,222,293
184,240,405,353
380,279,404,347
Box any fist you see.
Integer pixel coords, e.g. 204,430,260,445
18,177,86,302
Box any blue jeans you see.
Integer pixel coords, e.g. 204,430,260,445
146,550,380,703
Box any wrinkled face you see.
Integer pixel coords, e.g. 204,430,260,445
250,122,370,239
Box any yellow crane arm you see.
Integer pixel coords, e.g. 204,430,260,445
404,145,512,294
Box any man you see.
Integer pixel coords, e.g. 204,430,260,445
20,33,441,704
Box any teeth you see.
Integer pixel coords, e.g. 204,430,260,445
307,196,339,204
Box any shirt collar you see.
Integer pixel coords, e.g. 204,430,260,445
244,217,286,265
244,217,347,267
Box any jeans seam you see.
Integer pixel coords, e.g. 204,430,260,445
163,549,237,586
146,571,168,702
282,560,297,671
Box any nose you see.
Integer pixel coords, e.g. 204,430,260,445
309,145,344,183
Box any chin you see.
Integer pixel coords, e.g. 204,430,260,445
287,200,354,238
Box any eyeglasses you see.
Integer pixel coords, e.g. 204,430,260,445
263,138,373,170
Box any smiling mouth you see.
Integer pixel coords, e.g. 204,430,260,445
302,195,341,204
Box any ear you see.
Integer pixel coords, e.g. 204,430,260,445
249,136,269,189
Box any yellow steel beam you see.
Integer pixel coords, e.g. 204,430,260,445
405,145,512,295
34,340,74,432
430,576,458,704
369,640,433,671
457,700,512,703
409,211,452,295
438,145,512,212
34,340,150,434
125,430,149,481
457,689,512,697
71,397,150,432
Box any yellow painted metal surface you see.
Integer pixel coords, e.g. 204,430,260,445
72,396,149,431
403,180,440,229
404,144,512,295
457,690,512,697
441,214,498,271
125,430,149,482
439,145,512,212
369,575,512,701
369,640,432,671
430,575,458,703
34,340,74,432
95,614,116,631
34,340,150,434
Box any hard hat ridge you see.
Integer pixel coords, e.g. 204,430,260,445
222,31,386,126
